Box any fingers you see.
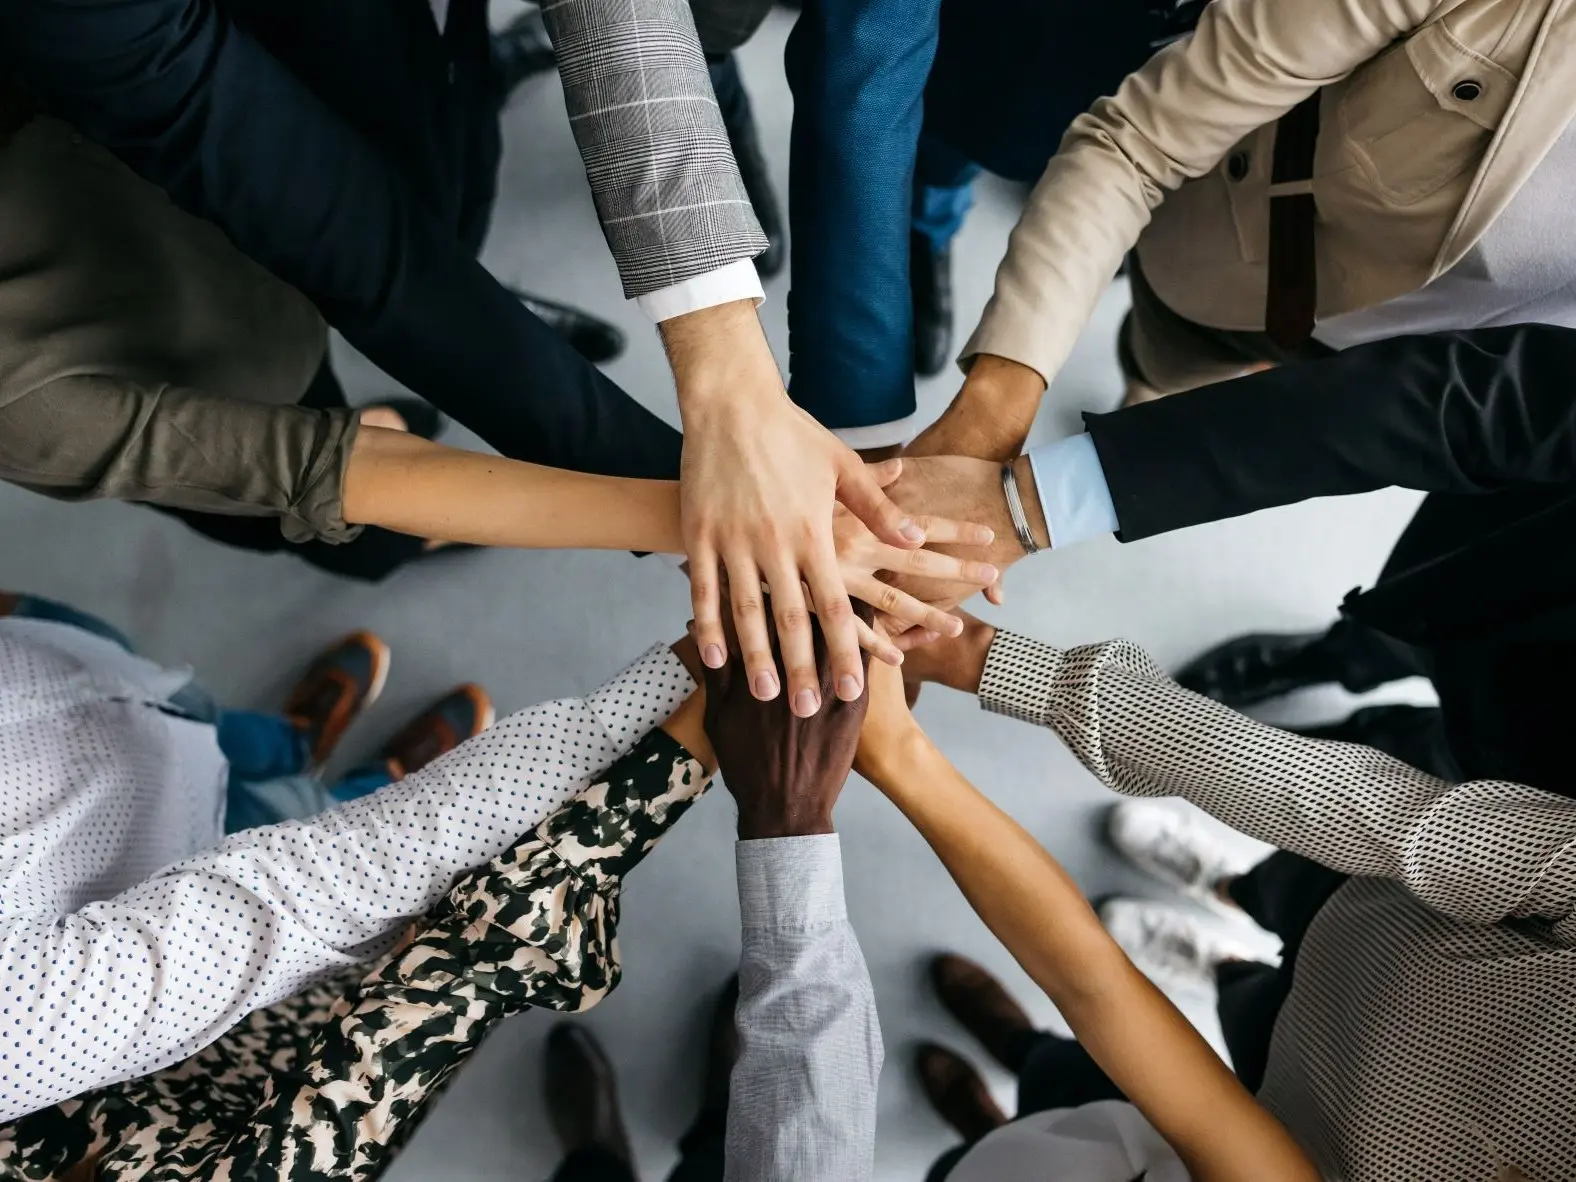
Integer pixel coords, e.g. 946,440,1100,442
874,543,998,587
985,578,1007,606
867,456,904,488
760,558,821,717
849,575,967,638
688,546,728,672
855,614,904,666
906,515,995,547
895,627,943,653
803,545,866,702
723,554,780,702
837,452,926,548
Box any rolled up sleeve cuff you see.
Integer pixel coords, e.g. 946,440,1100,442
736,835,846,929
281,407,363,544
1025,434,1118,549
636,260,765,323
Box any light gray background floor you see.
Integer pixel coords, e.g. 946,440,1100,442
0,11,1430,1180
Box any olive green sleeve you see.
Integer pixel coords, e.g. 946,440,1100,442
0,374,361,542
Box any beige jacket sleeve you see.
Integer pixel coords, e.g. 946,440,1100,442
0,376,361,542
962,0,1446,383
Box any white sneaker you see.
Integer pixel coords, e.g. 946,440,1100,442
1106,801,1238,909
1098,898,1259,994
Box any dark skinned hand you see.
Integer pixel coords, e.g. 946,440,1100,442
700,600,874,839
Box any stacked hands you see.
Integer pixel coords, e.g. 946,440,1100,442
681,341,1049,716
694,451,1044,715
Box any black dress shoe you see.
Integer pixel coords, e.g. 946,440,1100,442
911,230,954,377
510,289,627,365
491,7,557,103
710,55,786,279
1174,631,1333,708
544,1024,635,1166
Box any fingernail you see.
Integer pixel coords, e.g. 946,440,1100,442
794,688,820,717
753,671,780,699
977,527,995,543
923,630,942,644
946,616,965,637
838,674,863,700
978,565,999,582
899,519,926,543
703,644,725,668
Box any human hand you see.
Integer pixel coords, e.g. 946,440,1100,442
879,455,1048,622
897,609,997,695
663,301,923,717
834,459,998,659
853,627,924,783
700,605,872,839
906,355,1047,463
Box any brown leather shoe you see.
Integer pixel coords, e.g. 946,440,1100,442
916,1042,1008,1142
379,684,495,779
929,953,1036,1073
544,1024,634,1165
282,631,391,770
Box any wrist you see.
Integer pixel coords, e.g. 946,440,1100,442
736,807,836,840
856,724,933,791
952,355,1046,461
1010,454,1052,552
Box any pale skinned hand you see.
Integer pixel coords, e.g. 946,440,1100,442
831,460,998,663
667,301,927,718
853,624,924,782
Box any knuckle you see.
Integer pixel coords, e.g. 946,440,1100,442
819,596,853,622
776,606,810,633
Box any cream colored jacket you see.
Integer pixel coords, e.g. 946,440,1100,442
964,0,1576,382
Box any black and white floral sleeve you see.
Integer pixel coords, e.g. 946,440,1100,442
0,728,710,1181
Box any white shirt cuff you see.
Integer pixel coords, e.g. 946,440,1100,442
832,415,919,451
636,259,765,323
1025,433,1119,549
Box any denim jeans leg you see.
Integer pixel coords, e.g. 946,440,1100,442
215,710,311,781
912,130,982,252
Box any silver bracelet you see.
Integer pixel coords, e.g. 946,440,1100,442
1001,461,1042,555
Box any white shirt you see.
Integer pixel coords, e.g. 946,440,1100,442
950,1101,1189,1182
1317,114,1576,349
0,621,693,1123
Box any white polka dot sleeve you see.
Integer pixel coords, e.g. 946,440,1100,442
0,643,695,1123
978,631,1576,936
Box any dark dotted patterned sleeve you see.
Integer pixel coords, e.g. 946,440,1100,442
0,728,709,1181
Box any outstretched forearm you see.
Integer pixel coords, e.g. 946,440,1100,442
342,426,684,553
862,730,1318,1182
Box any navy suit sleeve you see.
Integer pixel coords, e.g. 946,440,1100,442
782,0,940,434
0,0,683,479
1084,326,1576,541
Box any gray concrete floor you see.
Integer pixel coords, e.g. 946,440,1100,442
0,10,1430,1180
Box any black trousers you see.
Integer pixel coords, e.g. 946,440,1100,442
550,1104,726,1182
925,853,1348,1182
223,0,682,470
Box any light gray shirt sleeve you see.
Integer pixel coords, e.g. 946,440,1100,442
724,834,882,1182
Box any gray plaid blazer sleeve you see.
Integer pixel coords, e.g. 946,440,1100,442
539,0,768,297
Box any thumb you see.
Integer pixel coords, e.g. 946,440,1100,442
837,453,925,548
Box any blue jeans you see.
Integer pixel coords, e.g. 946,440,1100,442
4,595,393,831
912,130,981,253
